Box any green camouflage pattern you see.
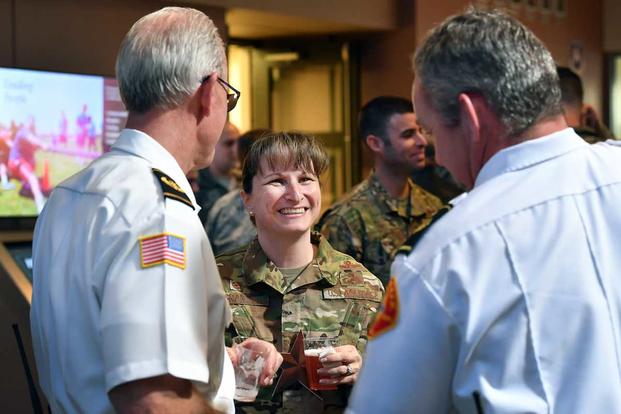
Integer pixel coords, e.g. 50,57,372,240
216,232,384,413
205,189,256,256
317,172,443,286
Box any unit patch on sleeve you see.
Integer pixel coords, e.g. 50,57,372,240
152,168,194,209
367,277,399,339
139,233,186,269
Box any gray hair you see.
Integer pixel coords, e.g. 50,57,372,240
115,7,226,113
414,9,562,137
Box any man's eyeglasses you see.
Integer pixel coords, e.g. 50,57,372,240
201,76,240,112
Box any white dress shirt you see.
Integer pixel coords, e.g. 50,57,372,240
348,129,621,413
30,129,233,414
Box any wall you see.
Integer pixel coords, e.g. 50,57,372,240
356,0,603,177
0,0,606,181
361,0,604,113
0,0,227,76
603,0,621,52
184,0,398,30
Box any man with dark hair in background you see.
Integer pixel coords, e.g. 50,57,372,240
196,121,241,224
349,9,621,413
318,96,443,286
30,7,279,414
557,66,615,143
205,128,270,255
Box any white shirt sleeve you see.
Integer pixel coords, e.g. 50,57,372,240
347,267,458,414
210,349,235,414
99,207,212,392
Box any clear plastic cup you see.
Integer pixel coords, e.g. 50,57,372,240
233,344,266,402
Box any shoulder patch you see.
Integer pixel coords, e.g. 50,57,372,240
339,260,365,271
139,233,186,269
152,168,194,209
396,205,451,256
367,277,399,339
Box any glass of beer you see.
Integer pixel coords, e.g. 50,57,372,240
304,337,339,391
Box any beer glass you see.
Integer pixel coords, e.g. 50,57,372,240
304,337,339,391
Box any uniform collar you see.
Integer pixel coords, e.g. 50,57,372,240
111,128,199,209
241,232,339,294
368,172,428,217
475,128,588,189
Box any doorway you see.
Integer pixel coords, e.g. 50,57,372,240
228,39,360,211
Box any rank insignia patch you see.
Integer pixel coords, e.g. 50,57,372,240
368,277,399,339
139,233,186,269
152,168,194,210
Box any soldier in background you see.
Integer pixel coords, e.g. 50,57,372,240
196,121,241,223
205,128,270,255
318,96,443,286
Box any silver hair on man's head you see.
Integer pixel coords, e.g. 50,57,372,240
414,8,562,138
115,7,226,113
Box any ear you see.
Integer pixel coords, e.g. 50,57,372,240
197,72,219,118
457,92,484,185
240,189,251,209
457,93,481,146
365,134,384,154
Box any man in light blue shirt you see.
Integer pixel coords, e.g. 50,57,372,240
348,9,621,414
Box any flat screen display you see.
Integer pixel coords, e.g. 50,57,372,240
0,67,127,217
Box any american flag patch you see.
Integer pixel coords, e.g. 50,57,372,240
139,233,186,269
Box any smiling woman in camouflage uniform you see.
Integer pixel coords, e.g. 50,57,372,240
216,132,384,413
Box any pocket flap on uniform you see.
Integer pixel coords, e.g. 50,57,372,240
322,286,382,302
227,291,269,306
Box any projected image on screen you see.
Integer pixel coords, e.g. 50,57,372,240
0,68,126,216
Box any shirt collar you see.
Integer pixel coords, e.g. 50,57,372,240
111,128,199,209
475,128,588,188
241,233,338,293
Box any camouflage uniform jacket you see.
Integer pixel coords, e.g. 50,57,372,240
205,189,256,256
317,172,443,286
217,232,384,414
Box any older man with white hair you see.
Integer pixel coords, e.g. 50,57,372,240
30,7,280,414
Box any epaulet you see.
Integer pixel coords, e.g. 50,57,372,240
396,205,451,256
152,168,194,210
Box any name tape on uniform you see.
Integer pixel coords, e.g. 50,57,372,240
368,277,399,339
139,233,186,269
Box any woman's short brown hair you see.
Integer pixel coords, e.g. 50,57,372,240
242,131,329,194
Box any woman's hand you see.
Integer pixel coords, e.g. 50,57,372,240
316,344,362,386
228,337,283,387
